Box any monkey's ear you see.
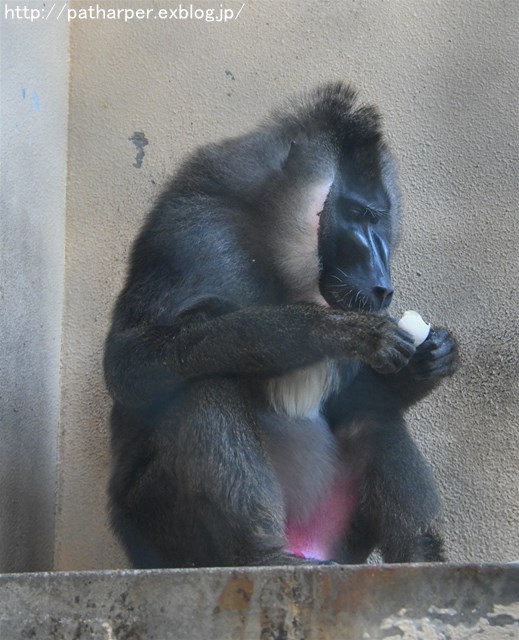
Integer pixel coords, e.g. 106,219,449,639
285,133,305,161
282,139,296,167
282,138,298,173
283,134,336,184
283,132,313,172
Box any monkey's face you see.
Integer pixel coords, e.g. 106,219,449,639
318,151,394,313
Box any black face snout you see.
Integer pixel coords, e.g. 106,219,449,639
319,215,394,312
317,158,395,313
372,285,394,310
318,211,395,312
320,278,394,312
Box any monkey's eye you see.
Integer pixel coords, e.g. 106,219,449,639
339,197,386,224
365,207,383,224
349,206,382,224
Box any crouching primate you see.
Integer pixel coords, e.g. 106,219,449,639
104,82,458,568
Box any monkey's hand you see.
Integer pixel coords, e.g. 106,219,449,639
361,315,417,375
322,312,416,374
376,326,458,408
406,327,458,381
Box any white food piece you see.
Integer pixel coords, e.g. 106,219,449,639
398,310,431,346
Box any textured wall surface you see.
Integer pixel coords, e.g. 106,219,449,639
56,0,519,569
0,10,69,570
2,565,519,639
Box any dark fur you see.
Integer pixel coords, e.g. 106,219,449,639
104,83,458,568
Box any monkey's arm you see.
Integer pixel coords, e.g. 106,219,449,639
104,302,415,407
375,328,458,409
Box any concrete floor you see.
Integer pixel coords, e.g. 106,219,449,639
1,563,518,639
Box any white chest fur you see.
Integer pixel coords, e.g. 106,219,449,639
265,360,339,418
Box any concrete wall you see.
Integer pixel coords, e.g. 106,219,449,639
0,6,69,571
2,565,519,639
54,0,519,570
9,0,516,571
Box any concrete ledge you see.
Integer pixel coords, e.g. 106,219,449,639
0,564,518,639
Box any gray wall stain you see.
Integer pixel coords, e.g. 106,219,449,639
2,8,67,572
128,131,148,169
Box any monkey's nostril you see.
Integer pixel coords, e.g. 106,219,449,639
373,286,394,309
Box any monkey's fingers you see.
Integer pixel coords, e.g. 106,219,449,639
412,349,459,380
411,328,459,379
414,328,456,357
369,325,416,374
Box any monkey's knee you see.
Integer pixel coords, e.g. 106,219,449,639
380,525,445,563
415,525,445,562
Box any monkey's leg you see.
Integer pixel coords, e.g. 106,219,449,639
336,508,378,564
356,418,445,563
110,378,311,568
327,368,445,564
